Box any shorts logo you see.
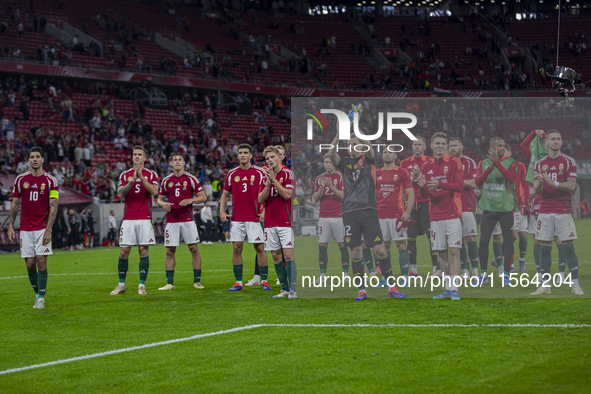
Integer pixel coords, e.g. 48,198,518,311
250,175,255,182
23,182,30,189
149,238,154,242
444,166,448,174
345,237,351,243
455,241,460,245
470,230,475,234
542,164,548,171
166,240,170,244
120,237,123,241
568,232,575,237
286,241,292,246
41,183,46,191
255,237,261,241
44,248,50,253
234,176,240,182
374,236,381,242
393,175,398,181
168,182,173,188
195,237,199,241
559,164,564,171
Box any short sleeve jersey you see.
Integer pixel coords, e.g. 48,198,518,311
314,172,343,218
336,155,377,214
223,165,266,222
119,168,159,220
12,171,59,231
400,154,432,203
159,172,203,223
263,167,295,227
460,155,478,213
534,153,577,214
375,166,412,219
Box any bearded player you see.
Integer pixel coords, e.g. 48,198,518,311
8,147,59,310
110,146,159,295
400,137,439,277
532,129,583,295
314,153,349,285
220,144,269,291
157,153,207,290
375,149,414,287
259,146,297,299
448,137,480,279
417,133,464,300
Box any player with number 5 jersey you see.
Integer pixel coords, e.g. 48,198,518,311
110,146,159,296
220,143,269,292
157,153,207,291
8,146,59,310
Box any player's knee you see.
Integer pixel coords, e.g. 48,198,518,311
166,247,176,257
271,250,282,263
232,243,243,254
283,250,293,261
337,242,345,248
319,243,328,248
189,244,200,255
396,241,407,251
138,246,149,258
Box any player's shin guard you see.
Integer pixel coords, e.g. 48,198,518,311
193,269,201,283
563,243,579,281
139,257,149,284
37,268,47,297
407,236,417,266
519,237,528,259
286,260,297,291
362,248,375,273
460,243,469,271
339,246,349,273
118,257,128,283
533,244,541,272
467,241,479,270
540,245,552,279
260,265,269,282
557,243,566,273
493,241,503,267
233,264,243,283
319,245,328,274
398,249,410,276
254,255,260,276
274,262,288,291
351,258,365,290
166,270,174,285
27,268,38,294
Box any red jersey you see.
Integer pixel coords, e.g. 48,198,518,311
516,161,530,207
420,154,464,221
531,193,541,214
160,172,203,223
400,154,431,203
119,168,159,220
534,153,577,214
460,155,478,213
12,172,59,231
375,166,412,219
314,171,343,218
224,165,266,222
263,167,295,227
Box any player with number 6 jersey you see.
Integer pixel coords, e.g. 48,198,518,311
8,147,59,310
157,153,207,291
220,143,269,292
110,146,159,296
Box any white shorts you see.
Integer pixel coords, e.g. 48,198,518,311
528,214,538,234
165,221,199,247
379,218,407,242
536,213,577,242
430,218,462,251
120,220,156,246
265,226,294,251
492,220,514,235
514,212,528,233
230,221,265,243
20,229,52,258
462,212,478,237
318,217,344,244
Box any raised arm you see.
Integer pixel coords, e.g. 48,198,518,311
328,131,341,167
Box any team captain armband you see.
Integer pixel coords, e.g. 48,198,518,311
49,190,59,198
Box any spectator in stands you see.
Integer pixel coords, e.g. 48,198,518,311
83,140,94,167
200,201,214,244
108,210,117,246
16,158,29,174
74,159,86,176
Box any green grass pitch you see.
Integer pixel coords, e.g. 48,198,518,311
1,221,590,393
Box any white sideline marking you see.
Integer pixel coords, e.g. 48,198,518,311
0,323,589,376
